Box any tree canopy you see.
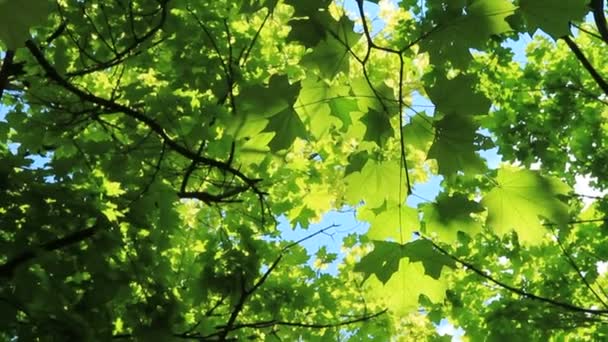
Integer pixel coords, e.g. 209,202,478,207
1,0,608,340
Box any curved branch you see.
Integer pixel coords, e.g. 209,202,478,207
25,39,266,203
214,224,340,340
226,309,388,330
420,234,608,316
0,219,106,278
562,35,608,95
552,231,608,309
62,0,170,77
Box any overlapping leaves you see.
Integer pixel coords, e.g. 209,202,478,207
1,0,605,340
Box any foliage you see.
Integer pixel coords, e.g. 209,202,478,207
1,0,608,340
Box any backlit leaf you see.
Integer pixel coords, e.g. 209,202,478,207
482,167,571,243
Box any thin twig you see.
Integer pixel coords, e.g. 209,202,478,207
553,232,608,309
214,224,340,340
419,233,608,316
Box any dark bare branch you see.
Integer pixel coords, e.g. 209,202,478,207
0,50,15,101
563,35,608,95
590,0,608,44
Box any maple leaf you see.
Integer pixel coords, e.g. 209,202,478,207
361,109,394,147
344,159,403,208
420,0,516,66
427,114,487,176
402,239,456,279
403,112,434,151
359,201,420,242
285,0,359,49
300,16,361,79
421,193,484,242
426,74,491,116
354,241,404,283
344,150,370,176
362,258,448,315
351,77,397,112
482,167,571,243
512,0,588,38
296,77,356,136
264,108,308,152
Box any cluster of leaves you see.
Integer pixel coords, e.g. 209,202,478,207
1,0,608,340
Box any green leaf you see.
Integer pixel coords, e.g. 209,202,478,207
482,167,571,243
328,97,358,131
296,77,356,135
344,150,370,176
264,108,308,152
364,259,448,315
426,74,491,116
361,109,394,146
300,16,361,79
402,239,456,279
359,201,419,242
344,159,403,208
237,132,274,165
420,0,516,66
0,0,52,48
284,0,333,47
514,0,588,38
403,112,434,151
238,75,300,118
354,241,404,283
421,193,484,242
227,76,300,140
427,114,486,176
101,201,123,222
301,36,351,79
103,179,125,197
351,77,397,112
355,239,450,311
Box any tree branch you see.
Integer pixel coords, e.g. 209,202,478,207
562,35,608,95
214,224,340,340
0,50,15,101
25,39,266,204
0,219,105,278
552,230,608,309
590,0,608,44
63,0,169,77
420,234,608,316
226,309,388,330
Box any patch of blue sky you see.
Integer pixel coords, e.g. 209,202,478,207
1,104,52,173
274,210,369,275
